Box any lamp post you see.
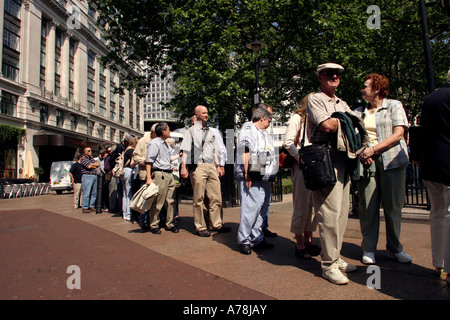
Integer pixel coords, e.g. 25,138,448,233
419,0,435,93
246,35,268,106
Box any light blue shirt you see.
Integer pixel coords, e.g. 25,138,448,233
146,137,173,170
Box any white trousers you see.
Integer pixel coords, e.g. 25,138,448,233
425,180,450,273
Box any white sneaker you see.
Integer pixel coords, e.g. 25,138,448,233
322,267,349,285
336,258,357,273
362,252,376,265
387,251,412,263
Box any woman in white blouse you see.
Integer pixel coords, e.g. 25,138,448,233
282,94,320,259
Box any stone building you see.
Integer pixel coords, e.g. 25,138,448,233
0,0,143,181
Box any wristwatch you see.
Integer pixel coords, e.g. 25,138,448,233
372,146,377,155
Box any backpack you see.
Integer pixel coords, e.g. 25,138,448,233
112,152,125,178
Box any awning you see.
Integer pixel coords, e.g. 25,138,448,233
33,129,103,150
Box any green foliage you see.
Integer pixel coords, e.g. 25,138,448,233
0,124,25,149
90,0,450,128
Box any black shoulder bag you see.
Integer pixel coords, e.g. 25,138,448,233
298,116,337,191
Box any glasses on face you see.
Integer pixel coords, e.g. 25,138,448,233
326,70,342,78
362,84,371,89
86,150,92,152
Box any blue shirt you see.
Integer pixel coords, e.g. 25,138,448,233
146,137,173,170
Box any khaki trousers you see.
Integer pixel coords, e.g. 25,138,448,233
424,180,450,272
290,164,317,235
312,150,350,267
149,171,175,229
190,163,223,231
73,183,82,209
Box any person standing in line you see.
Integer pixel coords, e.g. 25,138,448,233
145,122,179,234
420,69,450,284
239,104,278,238
282,94,320,259
108,135,132,215
80,147,100,213
356,73,412,265
69,154,83,210
306,63,357,285
133,124,157,230
180,105,230,237
121,137,138,222
235,107,277,255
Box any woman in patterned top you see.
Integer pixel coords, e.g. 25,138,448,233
357,73,412,265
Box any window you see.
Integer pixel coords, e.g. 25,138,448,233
70,114,77,131
3,20,20,51
88,50,95,69
56,109,64,127
55,29,62,98
40,105,49,123
110,101,116,120
1,53,19,82
5,0,22,20
0,91,18,116
87,94,95,113
40,18,47,94
88,5,96,19
129,93,134,127
110,128,116,142
119,106,124,124
87,120,94,136
97,124,105,139
99,76,106,97
99,101,106,117
87,70,95,91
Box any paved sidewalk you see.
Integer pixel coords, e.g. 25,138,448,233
0,192,448,301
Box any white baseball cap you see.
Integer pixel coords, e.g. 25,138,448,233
317,63,345,75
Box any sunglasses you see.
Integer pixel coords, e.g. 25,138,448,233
362,84,371,89
326,70,342,77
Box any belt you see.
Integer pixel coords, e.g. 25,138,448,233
152,168,173,173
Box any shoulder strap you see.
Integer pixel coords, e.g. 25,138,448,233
300,115,307,148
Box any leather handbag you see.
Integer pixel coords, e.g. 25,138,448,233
279,124,301,169
298,116,336,191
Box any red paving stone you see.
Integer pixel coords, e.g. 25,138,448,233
0,209,273,300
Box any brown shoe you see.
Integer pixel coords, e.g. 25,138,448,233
82,209,90,213
89,208,96,212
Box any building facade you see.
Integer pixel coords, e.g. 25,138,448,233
0,0,143,181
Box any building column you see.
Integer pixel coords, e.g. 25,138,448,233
45,20,57,98
74,41,87,112
60,31,71,103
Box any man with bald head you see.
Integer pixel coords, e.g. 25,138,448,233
180,105,230,237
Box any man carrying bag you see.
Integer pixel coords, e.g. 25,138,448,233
305,63,358,285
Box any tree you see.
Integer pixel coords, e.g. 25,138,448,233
91,0,450,128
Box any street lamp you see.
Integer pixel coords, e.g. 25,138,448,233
246,35,268,106
419,0,435,93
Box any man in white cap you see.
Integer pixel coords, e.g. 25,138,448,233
305,63,357,285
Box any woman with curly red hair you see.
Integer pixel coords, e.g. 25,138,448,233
355,73,412,265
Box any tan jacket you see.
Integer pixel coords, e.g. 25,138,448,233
132,134,151,180
282,113,304,162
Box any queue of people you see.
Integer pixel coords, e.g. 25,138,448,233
68,64,449,286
